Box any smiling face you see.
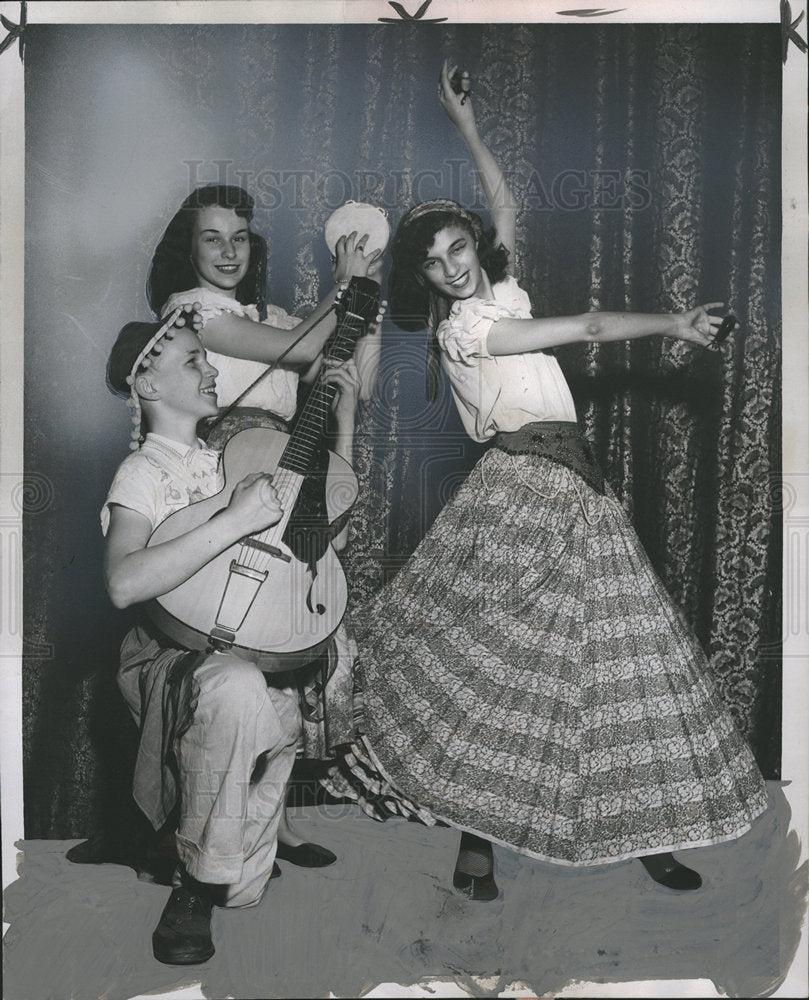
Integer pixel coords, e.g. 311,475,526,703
139,328,219,429
419,223,490,302
190,205,251,296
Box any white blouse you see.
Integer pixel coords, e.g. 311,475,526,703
162,287,301,421
436,275,578,442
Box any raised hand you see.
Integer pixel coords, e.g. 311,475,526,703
439,58,476,135
332,231,383,283
172,302,205,333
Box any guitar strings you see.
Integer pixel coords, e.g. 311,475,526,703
231,293,374,575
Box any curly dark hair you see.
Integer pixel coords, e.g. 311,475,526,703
388,201,510,399
147,184,268,319
388,205,510,333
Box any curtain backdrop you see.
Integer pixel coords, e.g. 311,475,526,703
23,21,781,840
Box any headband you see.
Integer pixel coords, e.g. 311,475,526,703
398,198,482,236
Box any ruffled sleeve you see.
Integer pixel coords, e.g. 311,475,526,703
436,299,502,364
263,303,299,331
497,274,533,316
161,289,301,335
436,275,533,364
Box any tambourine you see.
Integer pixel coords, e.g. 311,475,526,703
324,200,390,258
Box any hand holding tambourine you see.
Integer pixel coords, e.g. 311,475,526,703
326,201,389,284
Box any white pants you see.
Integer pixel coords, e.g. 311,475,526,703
173,654,300,908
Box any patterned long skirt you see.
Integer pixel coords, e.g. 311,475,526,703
328,448,768,866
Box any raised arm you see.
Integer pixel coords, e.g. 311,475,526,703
165,232,383,369
198,295,338,366
486,303,725,356
105,473,282,608
439,59,518,262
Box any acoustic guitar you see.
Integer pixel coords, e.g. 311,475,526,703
146,276,380,672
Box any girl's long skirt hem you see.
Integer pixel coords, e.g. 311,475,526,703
324,735,768,868
333,449,769,866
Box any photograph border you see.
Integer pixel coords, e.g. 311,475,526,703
1,2,806,997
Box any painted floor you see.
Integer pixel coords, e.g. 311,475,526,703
2,782,807,1000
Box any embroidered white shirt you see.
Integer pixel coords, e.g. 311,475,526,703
101,433,222,535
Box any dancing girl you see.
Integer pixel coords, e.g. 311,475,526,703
330,60,768,901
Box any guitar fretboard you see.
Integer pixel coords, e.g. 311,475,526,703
278,281,377,476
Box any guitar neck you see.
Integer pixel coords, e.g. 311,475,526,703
279,278,377,476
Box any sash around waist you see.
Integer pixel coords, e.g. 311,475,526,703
491,421,605,495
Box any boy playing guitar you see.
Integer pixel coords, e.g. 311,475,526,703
98,300,366,965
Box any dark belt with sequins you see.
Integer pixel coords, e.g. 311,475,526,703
491,421,605,495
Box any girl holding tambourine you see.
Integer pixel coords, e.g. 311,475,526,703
146,186,386,868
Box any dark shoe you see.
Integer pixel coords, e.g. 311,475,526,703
275,841,337,867
452,869,500,901
152,886,214,965
640,853,702,891
66,832,145,871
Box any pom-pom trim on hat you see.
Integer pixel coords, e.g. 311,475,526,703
124,306,183,449
127,307,183,386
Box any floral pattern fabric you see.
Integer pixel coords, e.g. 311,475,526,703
344,449,768,865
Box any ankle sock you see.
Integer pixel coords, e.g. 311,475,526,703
454,833,494,877
453,832,499,901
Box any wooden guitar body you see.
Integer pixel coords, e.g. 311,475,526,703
146,427,358,672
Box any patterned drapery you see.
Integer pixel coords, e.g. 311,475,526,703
23,21,781,839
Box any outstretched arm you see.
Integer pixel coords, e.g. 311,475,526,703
166,233,383,368
439,59,518,263
486,303,725,356
105,473,282,608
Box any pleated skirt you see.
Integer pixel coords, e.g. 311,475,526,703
328,447,769,866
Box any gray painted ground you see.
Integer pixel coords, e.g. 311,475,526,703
3,783,806,1000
